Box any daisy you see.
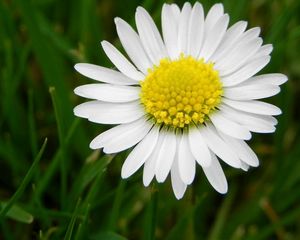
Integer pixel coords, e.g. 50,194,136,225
73,2,287,199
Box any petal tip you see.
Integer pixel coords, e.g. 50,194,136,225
89,142,100,150
100,40,108,46
219,189,228,195
217,184,228,194
74,63,82,72
156,173,167,183
194,1,201,7
245,132,252,141
114,17,122,25
281,74,288,84
73,86,81,95
73,105,82,117
183,2,192,8
174,192,185,200
136,6,145,12
274,107,282,115
143,178,151,187
121,169,129,179
252,161,260,168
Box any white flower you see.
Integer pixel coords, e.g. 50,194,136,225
73,2,287,199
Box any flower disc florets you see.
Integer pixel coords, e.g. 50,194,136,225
140,55,223,128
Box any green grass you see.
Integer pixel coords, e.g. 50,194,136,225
0,0,299,239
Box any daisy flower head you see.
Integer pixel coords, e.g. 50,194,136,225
74,2,287,199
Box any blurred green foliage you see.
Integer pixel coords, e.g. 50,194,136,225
0,0,299,239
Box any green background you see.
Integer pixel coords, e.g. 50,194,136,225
0,0,299,239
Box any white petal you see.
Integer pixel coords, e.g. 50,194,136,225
187,2,204,57
239,27,261,42
199,14,229,61
102,119,152,154
74,101,144,124
171,4,181,19
210,112,252,140
224,84,280,100
74,63,137,85
178,133,196,185
115,17,152,74
200,125,241,168
252,44,273,59
178,2,192,55
259,115,278,125
90,117,151,150
73,101,103,118
219,132,259,167
74,84,140,102
240,162,250,171
204,3,224,32
171,150,187,200
188,127,212,167
210,21,248,62
143,132,164,186
202,152,228,194
222,98,282,116
219,104,276,133
162,4,180,59
213,26,260,64
101,41,144,81
216,38,263,76
221,56,271,87
241,73,288,86
121,126,159,178
135,7,168,65
155,131,177,182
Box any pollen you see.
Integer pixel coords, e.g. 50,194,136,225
140,55,223,128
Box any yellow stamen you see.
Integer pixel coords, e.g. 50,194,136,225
140,55,222,128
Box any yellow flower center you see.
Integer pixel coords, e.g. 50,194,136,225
140,55,223,128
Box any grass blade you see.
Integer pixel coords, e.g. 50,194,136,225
143,189,158,240
108,180,126,231
64,198,82,240
0,138,47,220
0,203,33,224
35,119,80,199
49,86,67,209
208,186,237,240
